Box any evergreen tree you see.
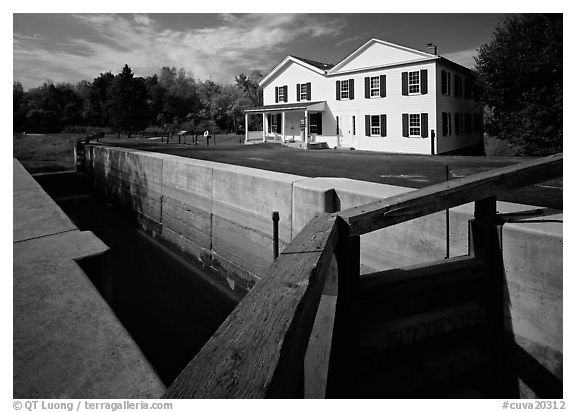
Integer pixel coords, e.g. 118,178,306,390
474,14,562,156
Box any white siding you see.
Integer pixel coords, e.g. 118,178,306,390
263,61,326,105
435,61,483,154
324,62,436,154
336,41,430,73
260,53,482,155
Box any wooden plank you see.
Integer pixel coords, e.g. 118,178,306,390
338,153,562,236
358,255,486,293
359,303,486,353
164,213,339,398
304,252,338,398
328,218,361,396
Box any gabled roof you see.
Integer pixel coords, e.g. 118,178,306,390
291,56,334,71
259,55,332,87
259,38,472,87
328,38,439,74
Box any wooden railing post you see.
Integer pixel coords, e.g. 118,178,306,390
471,195,506,397
325,217,360,397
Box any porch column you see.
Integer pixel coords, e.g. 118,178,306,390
281,111,286,143
262,113,266,142
244,112,249,144
304,110,309,143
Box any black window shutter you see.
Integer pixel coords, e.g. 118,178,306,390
349,79,354,100
447,73,451,95
402,114,409,137
307,82,311,100
421,113,428,137
454,75,459,97
316,113,322,135
380,114,387,137
267,114,271,133
380,75,386,97
296,84,300,102
336,81,341,100
402,72,408,95
365,77,370,98
442,113,448,136
275,87,278,103
365,115,371,137
441,70,447,95
277,113,282,133
420,70,428,94
283,86,288,102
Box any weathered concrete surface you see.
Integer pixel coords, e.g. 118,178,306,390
294,177,450,272
89,146,306,290
210,162,303,283
13,160,77,242
13,159,165,398
84,146,563,397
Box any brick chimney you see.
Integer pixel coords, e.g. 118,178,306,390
427,43,438,55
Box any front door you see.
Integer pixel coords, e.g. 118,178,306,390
339,115,355,147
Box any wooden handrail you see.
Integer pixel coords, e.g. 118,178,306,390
337,153,562,236
164,213,340,398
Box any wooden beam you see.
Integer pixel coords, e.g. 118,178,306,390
164,214,339,398
338,153,562,236
304,252,338,398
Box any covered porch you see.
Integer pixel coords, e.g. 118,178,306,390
244,101,326,144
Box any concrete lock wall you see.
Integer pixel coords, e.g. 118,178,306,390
86,145,562,396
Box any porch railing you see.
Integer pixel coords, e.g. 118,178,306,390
163,153,562,398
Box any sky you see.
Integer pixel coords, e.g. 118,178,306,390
13,13,510,90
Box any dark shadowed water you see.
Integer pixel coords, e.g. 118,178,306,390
52,193,241,386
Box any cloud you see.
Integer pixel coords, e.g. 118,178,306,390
442,47,479,69
13,13,344,89
335,35,365,47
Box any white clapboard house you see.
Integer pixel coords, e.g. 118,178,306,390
244,38,484,155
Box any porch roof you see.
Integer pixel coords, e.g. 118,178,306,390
244,101,326,113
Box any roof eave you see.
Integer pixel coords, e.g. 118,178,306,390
326,56,440,76
259,56,327,87
328,38,439,75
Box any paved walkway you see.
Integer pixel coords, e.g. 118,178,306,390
13,160,165,398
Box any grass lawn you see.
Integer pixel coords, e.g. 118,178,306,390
13,132,85,173
13,132,562,209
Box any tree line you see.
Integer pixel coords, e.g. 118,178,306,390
13,14,562,155
13,65,263,137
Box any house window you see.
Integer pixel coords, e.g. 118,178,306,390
270,115,278,133
370,115,381,136
454,75,462,98
408,71,420,94
300,83,308,101
353,116,356,135
278,87,285,102
309,113,321,134
370,76,380,97
454,113,462,135
442,112,452,136
340,80,350,99
441,70,451,95
409,114,421,136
